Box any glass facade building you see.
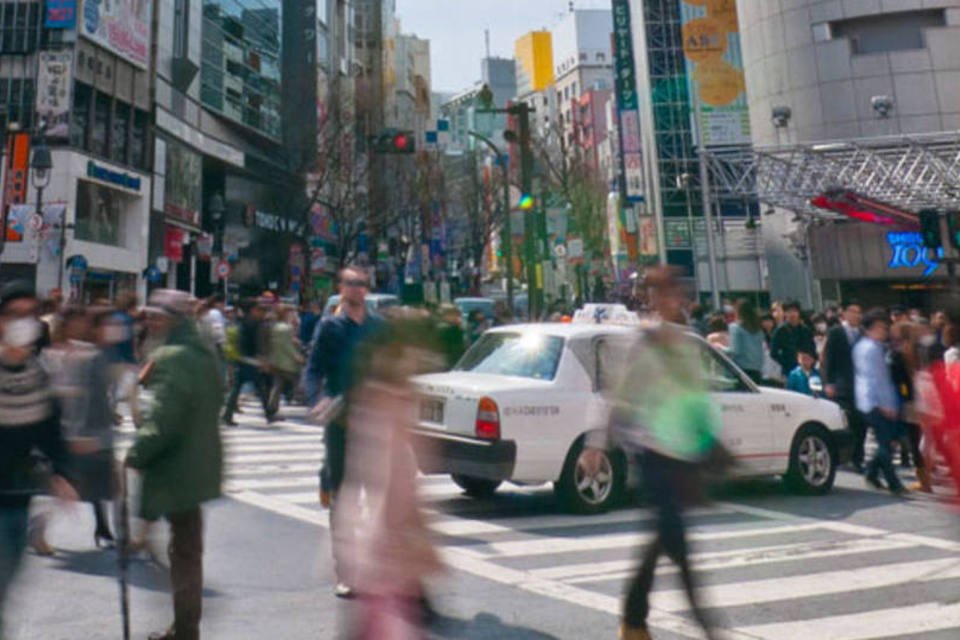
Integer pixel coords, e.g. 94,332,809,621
201,0,282,138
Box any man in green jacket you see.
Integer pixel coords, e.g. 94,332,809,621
126,289,223,640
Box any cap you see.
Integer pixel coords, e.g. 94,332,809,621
144,289,195,317
0,280,36,312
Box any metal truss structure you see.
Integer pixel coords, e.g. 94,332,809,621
703,131,960,220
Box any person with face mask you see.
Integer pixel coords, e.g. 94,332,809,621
0,281,78,635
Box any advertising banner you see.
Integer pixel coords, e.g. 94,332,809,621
81,0,152,69
611,0,644,203
46,0,77,29
680,0,751,146
164,226,185,262
2,132,30,242
36,51,74,139
163,139,202,227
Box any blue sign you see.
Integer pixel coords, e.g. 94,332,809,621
144,266,163,284
87,161,142,191
887,232,943,276
437,119,450,132
45,0,77,28
83,0,100,34
66,254,88,271
425,131,438,144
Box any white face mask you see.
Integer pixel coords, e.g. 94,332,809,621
3,317,42,348
815,323,827,334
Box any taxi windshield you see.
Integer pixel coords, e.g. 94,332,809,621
454,332,564,381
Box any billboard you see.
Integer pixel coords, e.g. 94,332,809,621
46,0,77,28
680,0,751,146
81,0,152,69
611,0,644,203
36,51,74,140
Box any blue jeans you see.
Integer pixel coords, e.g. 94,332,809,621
863,410,905,492
0,505,29,636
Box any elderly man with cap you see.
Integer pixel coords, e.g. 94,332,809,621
0,281,77,636
126,289,223,640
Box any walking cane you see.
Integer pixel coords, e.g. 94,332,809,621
118,464,131,640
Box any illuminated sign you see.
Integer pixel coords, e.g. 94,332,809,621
887,232,942,276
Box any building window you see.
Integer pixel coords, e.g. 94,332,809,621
831,9,945,54
111,102,130,164
130,109,148,170
596,52,606,62
91,91,110,157
70,82,93,149
0,77,34,132
579,52,588,62
75,180,124,247
174,0,190,58
0,1,41,54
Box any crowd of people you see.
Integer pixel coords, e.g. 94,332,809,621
4,270,960,640
689,297,960,497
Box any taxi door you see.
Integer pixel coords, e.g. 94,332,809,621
697,342,777,474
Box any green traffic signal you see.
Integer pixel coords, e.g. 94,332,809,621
947,210,960,249
919,209,941,250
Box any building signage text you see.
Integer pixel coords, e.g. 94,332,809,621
887,232,942,276
87,161,142,192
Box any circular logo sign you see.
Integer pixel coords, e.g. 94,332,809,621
28,213,44,232
216,260,231,278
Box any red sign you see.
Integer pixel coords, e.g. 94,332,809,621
3,132,30,242
164,227,186,262
215,259,231,279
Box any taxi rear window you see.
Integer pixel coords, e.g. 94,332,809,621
455,332,564,381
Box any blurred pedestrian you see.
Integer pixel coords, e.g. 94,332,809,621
305,267,384,598
435,304,465,369
822,301,864,471
126,289,224,640
727,299,765,384
787,349,821,397
200,294,227,357
42,307,117,548
584,267,722,640
102,292,142,428
771,300,816,380
0,281,78,635
705,314,729,349
889,321,930,490
466,309,487,346
222,299,275,425
759,313,776,346
299,299,323,347
855,308,907,496
267,305,305,416
340,311,444,637
811,313,829,361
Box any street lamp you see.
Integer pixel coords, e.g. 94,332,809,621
468,130,514,311
29,129,56,284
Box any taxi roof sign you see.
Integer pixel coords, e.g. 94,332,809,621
572,304,640,326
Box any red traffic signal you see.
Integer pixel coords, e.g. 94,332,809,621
371,129,415,154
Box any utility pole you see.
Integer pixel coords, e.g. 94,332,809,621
692,90,722,309
469,130,514,312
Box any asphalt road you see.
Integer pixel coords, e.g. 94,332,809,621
6,403,960,640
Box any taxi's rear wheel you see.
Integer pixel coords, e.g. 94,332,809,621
785,424,837,495
556,440,625,514
451,474,501,498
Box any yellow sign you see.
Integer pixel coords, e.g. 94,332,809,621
682,17,727,63
694,60,745,107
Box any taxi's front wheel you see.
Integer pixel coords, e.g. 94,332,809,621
556,440,626,514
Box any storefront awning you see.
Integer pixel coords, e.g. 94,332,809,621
703,131,960,224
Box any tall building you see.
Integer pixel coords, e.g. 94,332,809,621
1,0,153,299
439,57,516,152
738,0,960,308
630,0,762,301
551,8,614,146
514,30,554,98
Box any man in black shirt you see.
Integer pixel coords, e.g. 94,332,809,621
223,299,275,425
822,301,865,470
771,300,817,379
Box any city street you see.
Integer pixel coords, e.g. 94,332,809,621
7,402,960,640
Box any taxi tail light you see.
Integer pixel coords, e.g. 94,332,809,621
475,397,500,440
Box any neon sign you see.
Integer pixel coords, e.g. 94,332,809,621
887,232,942,276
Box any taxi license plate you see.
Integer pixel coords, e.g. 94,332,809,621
420,398,445,424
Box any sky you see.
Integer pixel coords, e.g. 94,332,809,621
395,0,612,94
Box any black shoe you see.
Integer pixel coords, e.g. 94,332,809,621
223,417,237,426
850,461,865,474
94,530,115,549
865,476,884,490
334,582,354,599
147,630,175,640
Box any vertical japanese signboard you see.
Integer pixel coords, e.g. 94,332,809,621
36,51,74,139
2,132,30,242
679,0,750,146
611,0,644,203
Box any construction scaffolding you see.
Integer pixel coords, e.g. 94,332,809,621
703,131,960,221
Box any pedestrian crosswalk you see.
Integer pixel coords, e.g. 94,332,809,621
117,403,960,640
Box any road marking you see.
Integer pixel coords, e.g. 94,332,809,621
651,557,960,612
226,463,321,476
552,536,918,584
470,522,824,559
736,600,960,640
224,442,322,454
226,452,325,464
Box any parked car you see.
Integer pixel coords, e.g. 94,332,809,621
410,321,853,514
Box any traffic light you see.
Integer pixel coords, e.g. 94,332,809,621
919,209,941,249
518,193,534,211
947,210,960,249
370,129,415,154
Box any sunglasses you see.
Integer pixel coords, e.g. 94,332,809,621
342,278,369,288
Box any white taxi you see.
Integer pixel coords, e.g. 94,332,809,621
410,317,853,513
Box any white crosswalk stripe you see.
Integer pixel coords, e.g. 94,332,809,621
117,402,960,640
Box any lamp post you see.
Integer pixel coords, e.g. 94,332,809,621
467,130,513,311
30,129,54,284
209,193,226,297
